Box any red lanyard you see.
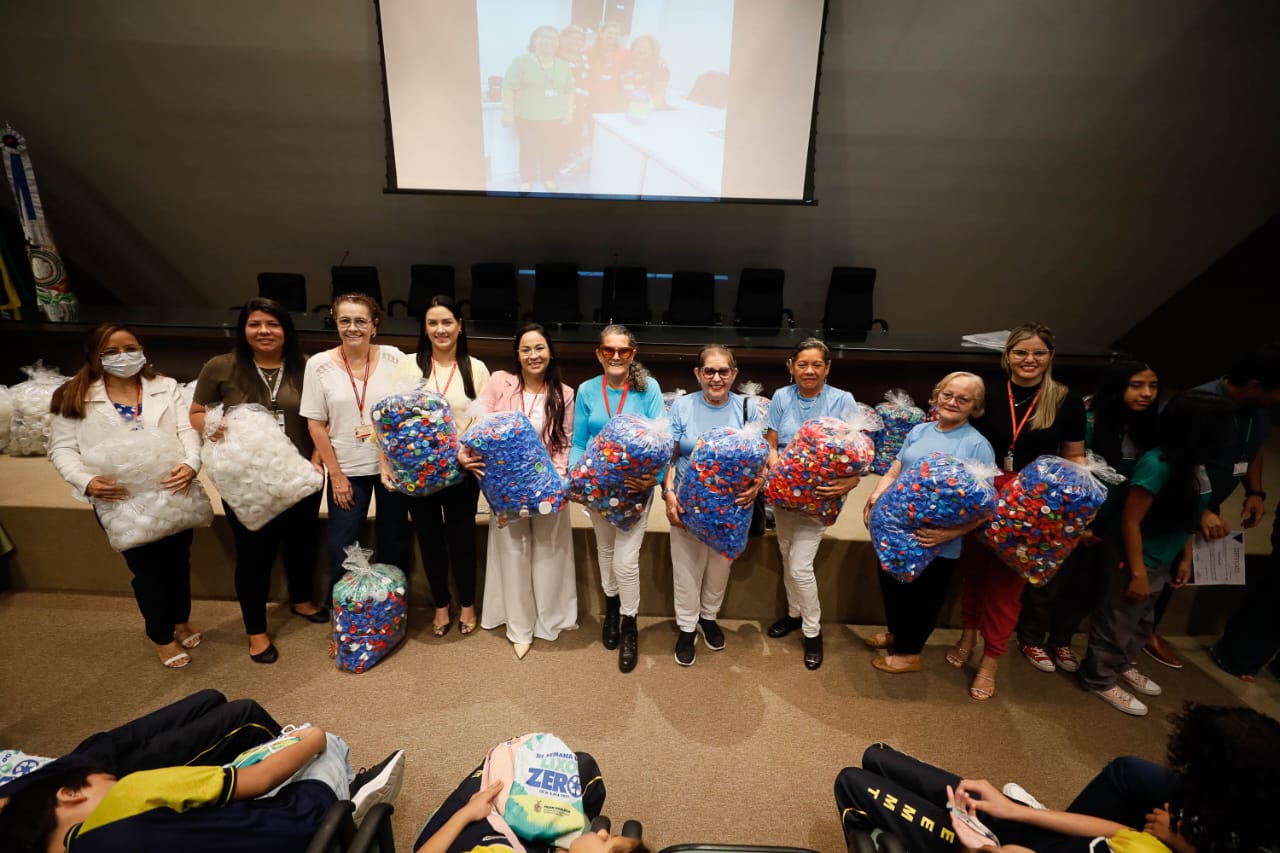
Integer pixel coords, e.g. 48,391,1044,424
431,359,458,396
340,347,372,422
602,375,628,418
524,384,545,419
1006,381,1043,456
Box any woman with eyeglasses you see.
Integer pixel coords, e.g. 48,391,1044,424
458,323,575,659
952,322,1086,700
300,293,411,599
862,372,996,675
763,338,858,671
570,324,665,672
189,298,329,664
662,345,763,666
48,323,204,668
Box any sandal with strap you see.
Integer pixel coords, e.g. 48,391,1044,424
178,631,203,650
969,671,996,701
946,643,974,668
862,632,894,650
162,651,191,669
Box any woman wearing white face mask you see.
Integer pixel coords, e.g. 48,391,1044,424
48,323,204,669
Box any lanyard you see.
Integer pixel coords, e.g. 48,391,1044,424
1005,381,1043,463
255,363,284,407
431,359,458,397
524,384,545,419
339,347,372,423
602,375,628,418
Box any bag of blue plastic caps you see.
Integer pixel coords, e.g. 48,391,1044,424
736,381,772,422
568,413,671,531
459,407,566,525
871,390,924,475
870,451,999,582
676,423,769,560
333,543,406,673
372,384,464,497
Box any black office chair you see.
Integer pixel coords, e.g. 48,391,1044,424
468,262,519,324
733,268,794,329
823,266,888,337
596,265,649,325
389,264,455,321
256,272,307,313
529,262,581,324
663,271,719,326
349,802,396,853
316,266,382,313
303,800,357,853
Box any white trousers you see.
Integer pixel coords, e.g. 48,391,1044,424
480,510,578,644
772,506,826,638
587,501,650,617
669,525,733,632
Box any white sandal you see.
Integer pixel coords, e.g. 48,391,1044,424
162,651,192,669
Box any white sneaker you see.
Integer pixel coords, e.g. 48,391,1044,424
1119,667,1162,696
1002,782,1047,810
1091,684,1148,716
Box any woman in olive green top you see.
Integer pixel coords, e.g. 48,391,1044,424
502,24,575,193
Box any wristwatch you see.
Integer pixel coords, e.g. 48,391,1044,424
1245,489,1267,500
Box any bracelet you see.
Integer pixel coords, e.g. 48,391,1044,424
1245,489,1267,501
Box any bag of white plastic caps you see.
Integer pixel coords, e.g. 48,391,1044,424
82,419,213,551
0,385,13,453
8,361,65,456
201,403,323,531
176,380,198,412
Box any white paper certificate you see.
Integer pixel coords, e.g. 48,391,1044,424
1190,532,1246,586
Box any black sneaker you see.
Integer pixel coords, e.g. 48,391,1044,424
675,630,697,666
350,749,405,822
698,618,725,650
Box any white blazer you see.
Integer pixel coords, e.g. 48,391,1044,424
48,375,202,501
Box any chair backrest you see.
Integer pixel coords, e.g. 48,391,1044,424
824,266,876,334
331,265,382,306
469,262,519,324
408,264,455,320
348,802,396,853
666,271,717,325
532,262,581,324
303,800,356,853
687,71,730,108
734,268,785,328
256,272,307,313
600,266,649,325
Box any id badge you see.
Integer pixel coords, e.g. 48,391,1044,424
1003,452,1015,472
1233,460,1249,477
274,409,286,434
544,88,559,97
354,424,373,442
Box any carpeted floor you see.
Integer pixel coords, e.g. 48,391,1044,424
1,591,1275,851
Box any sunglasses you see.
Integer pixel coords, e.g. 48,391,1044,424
599,346,635,359
699,367,734,379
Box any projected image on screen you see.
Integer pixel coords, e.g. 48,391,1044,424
378,0,825,202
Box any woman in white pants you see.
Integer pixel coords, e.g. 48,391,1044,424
460,324,576,659
663,345,764,666
763,338,860,671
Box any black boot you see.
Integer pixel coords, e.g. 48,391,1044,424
803,632,824,670
619,615,638,673
602,595,621,650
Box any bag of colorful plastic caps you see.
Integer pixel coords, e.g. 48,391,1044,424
371,385,464,496
983,451,1124,585
8,361,65,456
459,409,566,524
200,403,323,531
0,385,13,453
871,389,925,475
736,381,771,422
568,413,672,531
82,419,214,551
870,452,999,583
676,423,769,560
763,407,881,526
332,543,406,673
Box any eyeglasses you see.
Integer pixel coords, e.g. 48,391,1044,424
336,317,372,328
599,346,634,359
937,391,974,405
100,345,142,357
1010,348,1051,361
699,367,734,379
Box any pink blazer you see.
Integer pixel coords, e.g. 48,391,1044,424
481,370,575,477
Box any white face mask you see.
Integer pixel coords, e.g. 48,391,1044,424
101,351,147,378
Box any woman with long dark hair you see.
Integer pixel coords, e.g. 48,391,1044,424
48,323,204,668
460,323,576,659
190,298,328,663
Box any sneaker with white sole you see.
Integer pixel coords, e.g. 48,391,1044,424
1002,782,1047,810
350,749,405,823
1091,684,1148,716
1119,667,1162,696
1051,646,1080,673
1020,644,1055,672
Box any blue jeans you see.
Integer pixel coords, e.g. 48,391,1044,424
325,475,411,590
263,733,353,801
1066,755,1176,828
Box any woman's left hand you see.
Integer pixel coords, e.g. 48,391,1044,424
624,471,658,493
735,474,765,508
1171,557,1192,588
161,464,197,495
815,474,859,499
913,527,962,548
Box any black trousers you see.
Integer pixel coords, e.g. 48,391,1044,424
1213,526,1280,675
414,751,604,853
0,689,279,800
224,491,323,635
878,557,956,655
118,528,194,645
1017,542,1106,648
408,476,481,609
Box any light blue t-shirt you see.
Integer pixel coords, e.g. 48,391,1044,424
669,392,761,490
765,384,857,448
895,421,997,559
569,374,666,468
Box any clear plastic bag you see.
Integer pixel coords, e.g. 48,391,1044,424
676,422,769,560
371,385,464,496
763,407,881,526
568,413,672,531
200,403,323,531
459,409,566,523
332,543,407,673
8,361,65,456
870,452,999,582
871,389,925,475
661,388,686,414
0,385,13,453
983,452,1123,585
736,381,771,422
